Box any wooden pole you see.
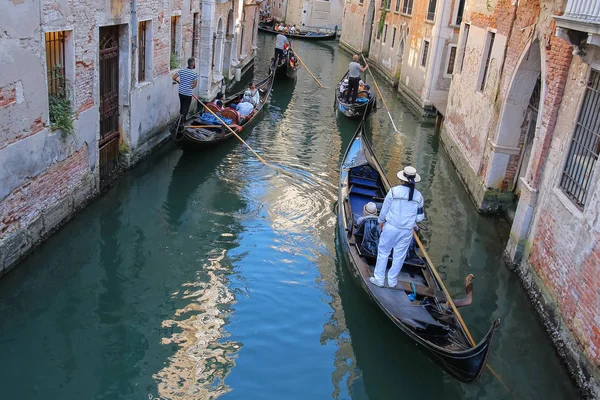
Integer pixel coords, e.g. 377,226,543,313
412,231,512,393
361,54,399,133
192,95,269,166
294,51,327,89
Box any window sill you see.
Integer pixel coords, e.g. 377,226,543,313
449,24,460,29
552,186,585,220
135,80,153,89
425,19,435,25
400,12,412,18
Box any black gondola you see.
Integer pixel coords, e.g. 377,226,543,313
258,24,336,41
175,73,274,150
271,49,300,80
337,123,500,383
334,71,377,120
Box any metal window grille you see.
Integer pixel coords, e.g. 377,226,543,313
421,40,430,67
447,46,457,75
171,16,178,56
459,24,470,72
45,31,66,96
402,0,413,15
427,0,437,21
479,32,495,91
192,13,199,58
138,21,146,82
456,0,466,25
560,70,600,208
392,27,396,48
395,0,400,12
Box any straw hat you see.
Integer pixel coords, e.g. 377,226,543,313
397,166,421,183
363,202,377,216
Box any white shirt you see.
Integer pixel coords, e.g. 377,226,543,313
275,33,288,49
378,185,424,230
243,89,260,106
236,101,254,117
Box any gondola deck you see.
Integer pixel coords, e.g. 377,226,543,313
338,123,500,382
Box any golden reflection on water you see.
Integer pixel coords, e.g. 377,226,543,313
154,249,240,399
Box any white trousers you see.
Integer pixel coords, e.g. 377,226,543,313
373,224,413,287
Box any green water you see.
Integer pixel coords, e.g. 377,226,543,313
0,34,579,399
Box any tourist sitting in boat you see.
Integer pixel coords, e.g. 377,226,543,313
243,83,260,106
339,79,349,96
363,84,373,98
370,166,425,288
290,25,297,34
356,202,381,258
231,101,254,121
210,92,225,110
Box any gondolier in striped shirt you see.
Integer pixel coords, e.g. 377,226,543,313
172,57,198,121
346,55,369,104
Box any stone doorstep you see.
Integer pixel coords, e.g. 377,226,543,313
512,260,600,398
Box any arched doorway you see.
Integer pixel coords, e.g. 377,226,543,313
223,10,235,78
485,40,543,191
213,18,225,77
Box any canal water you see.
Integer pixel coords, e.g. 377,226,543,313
0,34,579,399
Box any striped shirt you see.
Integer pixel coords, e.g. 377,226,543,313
178,68,198,96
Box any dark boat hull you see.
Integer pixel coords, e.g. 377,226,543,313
334,95,377,120
336,123,499,383
174,73,275,150
258,25,336,41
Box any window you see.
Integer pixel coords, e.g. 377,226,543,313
459,23,470,73
421,39,430,67
376,23,381,40
170,16,180,69
391,27,396,48
383,24,388,43
192,13,200,58
395,0,400,12
385,0,391,11
446,45,457,75
560,70,600,208
360,0,364,4
137,21,153,82
45,31,66,95
426,0,437,21
478,31,495,91
402,0,413,15
455,0,466,25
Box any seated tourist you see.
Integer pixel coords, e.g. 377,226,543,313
290,25,297,34
358,80,365,92
357,202,378,226
339,78,349,95
243,82,260,106
211,92,225,110
233,101,254,119
356,202,380,258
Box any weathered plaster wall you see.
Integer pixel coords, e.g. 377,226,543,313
368,3,409,83
264,0,287,21
339,0,372,54
286,0,343,31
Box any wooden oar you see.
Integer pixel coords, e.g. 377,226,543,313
412,232,512,393
361,54,399,133
294,51,327,89
192,95,269,166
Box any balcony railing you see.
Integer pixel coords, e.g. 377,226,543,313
562,0,600,23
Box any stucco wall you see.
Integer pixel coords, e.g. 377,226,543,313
340,0,373,54
286,0,343,31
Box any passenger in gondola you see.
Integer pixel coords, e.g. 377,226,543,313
290,25,297,34
339,78,349,97
346,55,369,104
275,32,289,63
357,202,380,258
231,102,254,121
243,82,260,106
369,166,425,288
211,92,225,110
363,84,373,98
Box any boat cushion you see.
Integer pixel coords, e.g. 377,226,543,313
349,176,379,189
349,185,378,197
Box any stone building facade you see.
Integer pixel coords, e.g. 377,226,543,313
340,0,464,115
441,0,600,395
0,0,259,276
285,0,344,31
263,0,287,21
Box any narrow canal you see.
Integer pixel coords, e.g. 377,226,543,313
0,34,579,399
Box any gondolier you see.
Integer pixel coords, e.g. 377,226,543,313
369,166,425,288
172,57,198,121
346,55,369,104
274,32,289,63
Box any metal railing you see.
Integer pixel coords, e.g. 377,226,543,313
562,0,600,23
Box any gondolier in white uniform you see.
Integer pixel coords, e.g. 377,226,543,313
370,166,425,288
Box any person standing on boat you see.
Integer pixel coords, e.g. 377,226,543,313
346,55,369,104
274,32,289,63
370,166,425,288
172,57,198,121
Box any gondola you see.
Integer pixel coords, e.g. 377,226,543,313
334,71,377,120
270,48,300,80
337,123,500,383
174,73,274,150
258,24,336,41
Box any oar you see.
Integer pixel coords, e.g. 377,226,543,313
361,54,399,133
192,95,269,166
294,51,328,89
412,232,512,393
